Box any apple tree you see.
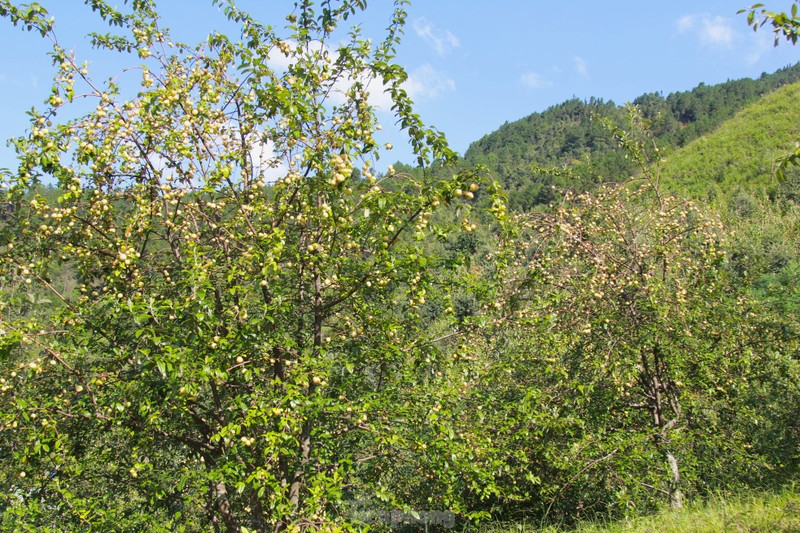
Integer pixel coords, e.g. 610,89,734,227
0,0,498,530
461,116,788,521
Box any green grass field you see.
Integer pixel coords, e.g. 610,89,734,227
476,488,800,532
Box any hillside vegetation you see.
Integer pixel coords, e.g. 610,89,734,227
464,63,800,210
2,2,800,531
658,81,800,202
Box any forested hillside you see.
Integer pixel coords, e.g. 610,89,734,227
465,63,800,210
658,81,800,201
642,79,800,328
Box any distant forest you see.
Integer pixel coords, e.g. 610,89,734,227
464,63,800,210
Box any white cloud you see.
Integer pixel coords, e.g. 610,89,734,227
248,139,287,184
520,72,552,90
676,14,696,34
266,43,295,72
327,72,395,110
676,13,736,47
574,56,589,78
0,73,38,90
745,30,777,65
266,39,330,72
413,17,460,56
261,39,454,115
267,39,454,110
403,64,456,100
327,64,455,113
702,16,736,47
361,76,395,110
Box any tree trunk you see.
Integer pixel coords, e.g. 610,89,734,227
642,344,684,509
214,481,240,532
288,420,312,507
666,451,683,509
287,270,323,514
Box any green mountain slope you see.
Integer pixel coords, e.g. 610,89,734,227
463,63,800,210
658,80,800,202
653,80,800,323
464,98,630,210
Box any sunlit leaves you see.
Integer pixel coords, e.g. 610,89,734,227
0,0,489,530
740,1,800,45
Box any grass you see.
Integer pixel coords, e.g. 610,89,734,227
474,488,800,532
657,81,800,203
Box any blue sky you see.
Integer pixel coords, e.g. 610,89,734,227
1,1,798,171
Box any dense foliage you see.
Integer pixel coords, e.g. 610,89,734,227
1,1,799,532
658,81,800,200
0,0,505,530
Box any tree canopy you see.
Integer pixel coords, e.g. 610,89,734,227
1,2,800,532
0,1,505,530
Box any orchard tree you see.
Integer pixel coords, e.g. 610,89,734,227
519,185,741,510
464,115,781,520
0,0,500,530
